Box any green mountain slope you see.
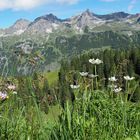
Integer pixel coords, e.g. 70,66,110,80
0,31,140,76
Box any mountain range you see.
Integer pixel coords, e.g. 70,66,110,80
1,9,140,37
0,9,140,76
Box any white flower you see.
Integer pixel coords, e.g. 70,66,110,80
113,87,122,93
70,85,80,89
88,74,98,78
109,76,117,82
12,91,17,95
124,76,135,81
7,85,16,90
95,58,103,65
89,58,103,65
0,91,8,100
108,85,118,88
79,72,88,77
89,58,95,64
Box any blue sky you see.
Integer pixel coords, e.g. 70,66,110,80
0,0,140,28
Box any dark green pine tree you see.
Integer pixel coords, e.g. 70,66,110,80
103,50,111,86
136,58,140,75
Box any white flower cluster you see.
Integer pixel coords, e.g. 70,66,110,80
79,72,98,78
70,56,135,92
7,84,16,90
109,76,117,82
108,75,135,93
108,85,118,89
70,85,80,89
113,87,122,93
89,58,103,65
124,76,135,81
88,74,98,78
79,72,88,77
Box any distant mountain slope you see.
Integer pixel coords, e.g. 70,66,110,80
0,31,140,76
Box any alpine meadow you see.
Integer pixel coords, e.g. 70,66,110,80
0,1,140,139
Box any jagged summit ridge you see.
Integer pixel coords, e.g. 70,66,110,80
0,9,140,36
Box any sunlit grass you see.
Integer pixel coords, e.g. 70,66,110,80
51,90,140,140
44,71,58,85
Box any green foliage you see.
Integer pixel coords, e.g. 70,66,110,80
44,71,58,85
52,91,140,140
0,46,140,139
1,31,140,76
58,48,140,103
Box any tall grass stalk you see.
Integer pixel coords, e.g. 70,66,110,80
51,90,140,140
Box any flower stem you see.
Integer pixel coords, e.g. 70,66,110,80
125,81,129,102
95,65,98,89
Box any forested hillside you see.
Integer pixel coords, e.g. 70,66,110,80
0,31,140,76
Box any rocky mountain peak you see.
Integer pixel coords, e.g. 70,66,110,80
12,19,31,29
82,9,93,17
34,13,61,23
1,9,140,36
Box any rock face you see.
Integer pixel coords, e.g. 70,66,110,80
0,10,140,36
97,12,130,20
27,14,61,33
33,14,62,23
4,19,31,35
137,17,140,23
66,9,104,29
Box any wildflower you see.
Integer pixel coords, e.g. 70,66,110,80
113,87,122,93
12,91,17,95
7,84,16,90
89,58,95,64
109,76,117,82
70,84,80,89
124,76,135,81
88,74,98,78
79,72,88,77
0,91,9,100
89,58,103,65
108,85,117,88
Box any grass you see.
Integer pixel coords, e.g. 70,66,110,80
46,104,61,123
0,87,140,139
0,70,140,139
51,90,140,140
0,94,60,139
44,71,59,85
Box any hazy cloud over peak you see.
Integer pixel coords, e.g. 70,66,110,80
128,0,137,12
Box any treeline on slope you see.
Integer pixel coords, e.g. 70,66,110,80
58,47,140,106
55,31,140,56
1,31,140,76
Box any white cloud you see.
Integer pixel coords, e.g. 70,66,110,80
0,0,80,11
128,0,137,12
100,0,116,2
56,0,79,5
